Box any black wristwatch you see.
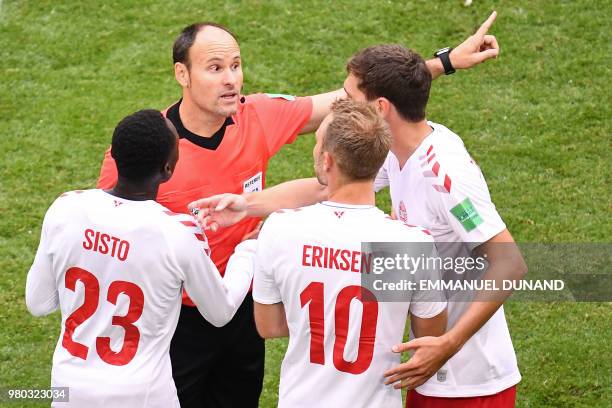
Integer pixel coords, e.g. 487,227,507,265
434,47,455,75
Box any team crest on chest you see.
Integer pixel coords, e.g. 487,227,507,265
398,201,408,222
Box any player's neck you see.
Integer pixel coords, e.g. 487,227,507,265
389,118,433,170
179,94,227,137
327,178,375,206
106,177,160,201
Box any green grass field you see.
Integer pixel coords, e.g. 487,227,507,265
1,0,610,407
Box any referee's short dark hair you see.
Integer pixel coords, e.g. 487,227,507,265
173,22,237,69
111,109,175,181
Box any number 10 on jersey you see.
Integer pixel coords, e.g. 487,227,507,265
300,282,378,375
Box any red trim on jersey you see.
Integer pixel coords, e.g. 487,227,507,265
426,145,433,156
406,386,517,408
432,162,440,176
180,220,197,227
443,174,452,193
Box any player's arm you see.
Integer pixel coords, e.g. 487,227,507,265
25,209,59,316
410,310,447,339
383,309,448,390
251,215,289,338
384,240,449,389
181,234,255,327
440,229,526,354
301,11,501,133
387,151,527,389
188,178,327,231
385,230,526,389
254,302,289,338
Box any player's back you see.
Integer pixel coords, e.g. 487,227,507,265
37,189,204,407
254,202,438,408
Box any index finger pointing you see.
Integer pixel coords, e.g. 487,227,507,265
476,11,497,37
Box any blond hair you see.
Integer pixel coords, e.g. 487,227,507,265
322,99,391,180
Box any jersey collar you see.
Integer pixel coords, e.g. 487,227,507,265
166,99,235,150
321,201,376,209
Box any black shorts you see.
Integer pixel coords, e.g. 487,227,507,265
170,294,265,408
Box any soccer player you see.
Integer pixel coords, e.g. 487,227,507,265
253,99,447,407
97,16,501,407
342,45,527,407
26,110,254,408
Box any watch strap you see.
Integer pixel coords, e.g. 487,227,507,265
436,48,455,75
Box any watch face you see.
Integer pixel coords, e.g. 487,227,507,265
435,47,452,56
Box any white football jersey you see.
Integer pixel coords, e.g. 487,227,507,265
26,189,254,408
253,202,446,408
375,121,521,397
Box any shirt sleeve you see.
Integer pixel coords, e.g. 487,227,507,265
409,240,447,319
26,203,60,317
430,156,506,248
252,216,282,304
248,93,313,157
177,221,254,327
97,147,118,189
373,157,390,192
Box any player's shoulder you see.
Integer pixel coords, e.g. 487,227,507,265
156,207,211,254
262,204,318,233
50,189,98,213
417,122,484,194
267,204,312,222
380,216,435,242
241,93,302,113
245,93,298,104
424,122,472,164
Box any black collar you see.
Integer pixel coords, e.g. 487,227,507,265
166,99,235,150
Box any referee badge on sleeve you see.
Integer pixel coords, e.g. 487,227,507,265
243,172,263,193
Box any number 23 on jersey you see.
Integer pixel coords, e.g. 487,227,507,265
62,266,144,366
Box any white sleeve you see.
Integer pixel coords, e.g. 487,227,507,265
178,227,254,327
252,217,282,304
26,205,59,317
409,239,446,318
431,157,506,248
373,158,390,192
223,240,257,305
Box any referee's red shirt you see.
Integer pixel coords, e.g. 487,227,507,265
97,93,313,305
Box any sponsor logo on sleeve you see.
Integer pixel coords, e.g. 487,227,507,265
450,198,483,232
265,93,296,101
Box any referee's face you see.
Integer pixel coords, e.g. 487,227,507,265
183,26,243,118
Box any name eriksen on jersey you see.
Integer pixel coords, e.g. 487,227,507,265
302,244,372,273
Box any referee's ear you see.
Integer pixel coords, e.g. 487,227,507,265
175,62,190,88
